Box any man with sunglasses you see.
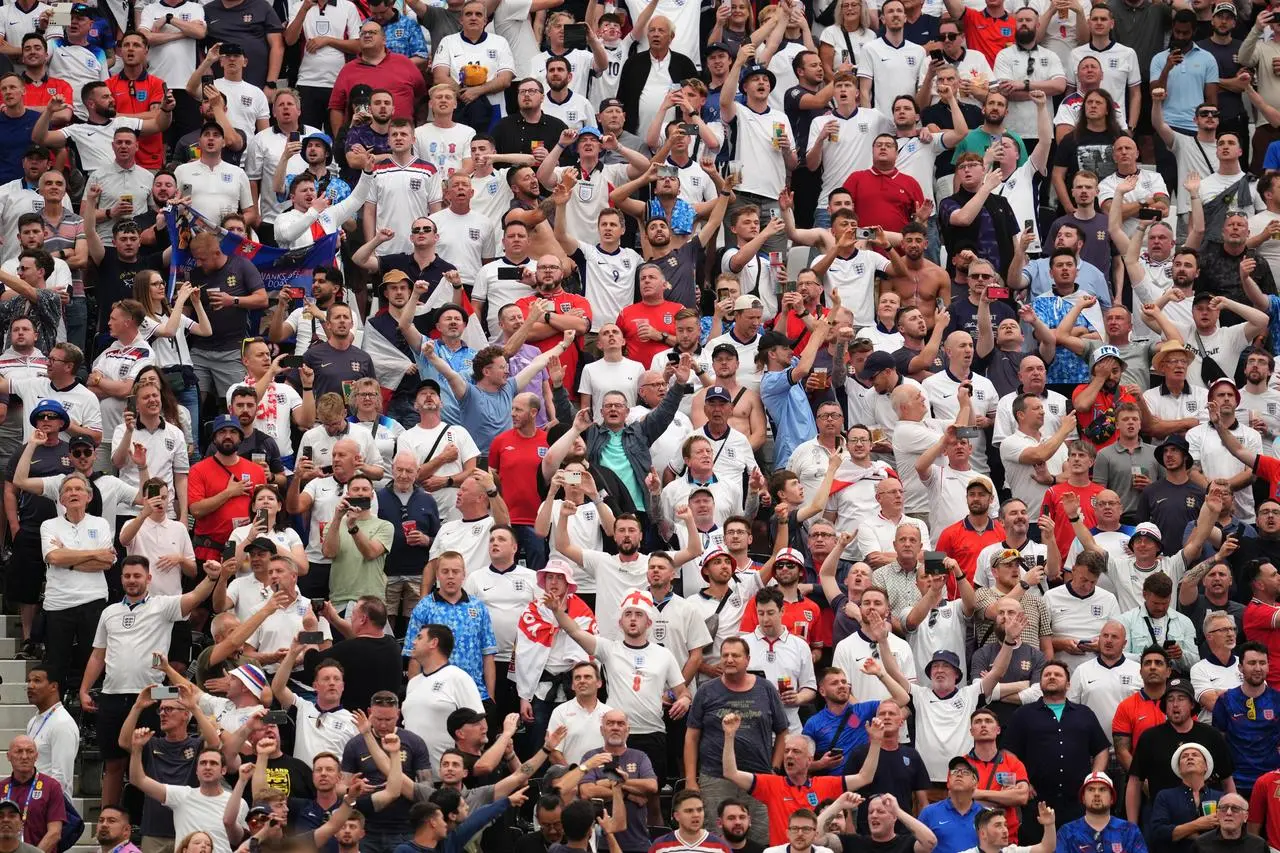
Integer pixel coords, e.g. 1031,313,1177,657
1153,94,1221,239
353,218,458,298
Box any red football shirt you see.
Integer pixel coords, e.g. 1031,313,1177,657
616,299,683,369
1040,482,1102,558
961,8,1015,64
489,427,548,525
1249,769,1280,849
1112,689,1166,746
1071,385,1138,450
516,290,592,393
23,75,74,111
106,72,168,169
740,594,832,649
968,750,1029,841
772,305,829,353
1245,599,1280,689
188,455,268,559
936,517,1006,589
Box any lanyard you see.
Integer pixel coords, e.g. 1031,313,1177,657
2,777,42,821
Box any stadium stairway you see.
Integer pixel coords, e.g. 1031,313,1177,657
0,613,102,853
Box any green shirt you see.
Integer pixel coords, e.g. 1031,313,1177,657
951,127,1028,165
602,430,643,508
329,516,395,607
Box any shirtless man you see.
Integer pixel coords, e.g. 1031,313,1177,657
502,166,576,272
885,223,950,331
691,344,767,450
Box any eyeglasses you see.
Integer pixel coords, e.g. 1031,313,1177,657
355,391,380,397
70,448,94,458
970,272,996,280
817,412,843,420
411,226,435,234
788,826,817,833
1198,109,1220,117
158,706,186,714
1219,805,1247,814
940,31,960,39
1208,626,1238,634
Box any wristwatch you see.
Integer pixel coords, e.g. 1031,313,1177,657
1018,580,1031,591
348,525,359,535
234,296,241,307
486,488,499,498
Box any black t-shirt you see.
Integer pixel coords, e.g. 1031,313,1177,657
1128,721,1235,801
303,341,377,403
1053,128,1121,185
95,248,165,334
203,0,283,89
302,635,405,711
244,753,315,802
840,833,918,853
1139,478,1204,556
492,114,569,157
846,744,930,833
945,294,1017,347
922,100,982,179
784,83,823,162
1196,39,1245,121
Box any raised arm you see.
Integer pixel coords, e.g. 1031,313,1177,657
719,713,758,790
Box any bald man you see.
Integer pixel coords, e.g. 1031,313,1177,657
1064,620,1140,744
1,735,64,852
921,330,999,473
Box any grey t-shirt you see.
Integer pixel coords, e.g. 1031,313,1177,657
686,676,789,776
141,734,204,837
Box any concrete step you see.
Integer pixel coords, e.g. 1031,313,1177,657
0,616,19,640
0,660,34,684
0,704,34,728
0,684,29,704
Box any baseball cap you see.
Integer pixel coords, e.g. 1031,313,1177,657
199,121,225,137
247,806,272,820
1163,678,1197,708
69,434,97,451
245,537,277,553
707,41,732,56
857,351,896,382
0,801,21,816
1213,2,1236,14
758,330,791,352
22,144,50,160
350,84,374,105
1090,344,1125,369
598,98,624,111
967,475,995,495
705,385,732,403
711,343,739,360
948,756,979,778
732,295,762,312
774,547,806,567
70,3,94,15
577,126,604,139
689,486,715,501
219,42,245,55
446,708,487,738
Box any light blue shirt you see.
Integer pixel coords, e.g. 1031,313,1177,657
1149,46,1219,132
457,375,519,455
602,430,643,508
1022,256,1112,307
760,357,816,468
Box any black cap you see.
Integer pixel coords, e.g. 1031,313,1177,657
199,121,225,137
0,801,21,815
598,98,624,111
245,537,277,554
1192,290,1215,305
68,434,97,450
948,756,979,778
1161,678,1198,711
420,378,442,395
23,144,50,160
757,330,791,352
350,84,374,105
857,351,897,381
706,41,732,56
219,42,245,56
711,343,738,360
446,708,487,738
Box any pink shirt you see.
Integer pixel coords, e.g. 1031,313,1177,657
125,515,195,596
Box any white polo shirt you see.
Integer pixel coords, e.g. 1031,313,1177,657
397,422,481,525
93,337,154,447
297,424,379,477
402,663,485,769
428,514,494,575
93,593,185,693
855,514,933,562
225,574,272,622
39,472,137,532
41,512,112,611
124,516,196,596
26,703,78,788
653,593,712,688
474,258,536,338
826,249,893,328
1099,168,1170,236
808,109,895,208
547,698,611,764
859,37,928,114
291,695,358,765
893,418,945,515
174,158,254,221
228,380,303,459
741,628,817,733
247,595,332,670
111,418,191,518
1043,584,1121,673
576,240,644,331
913,680,984,781
464,564,538,662
993,389,1071,445
999,429,1068,519
1067,654,1141,742
921,370,999,473
1190,655,1241,724
1188,419,1261,522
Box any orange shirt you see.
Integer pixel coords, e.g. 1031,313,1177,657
616,299,683,368
187,455,267,558
750,773,847,845
740,595,832,649
967,749,1030,841
1112,689,1166,747
106,72,168,169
